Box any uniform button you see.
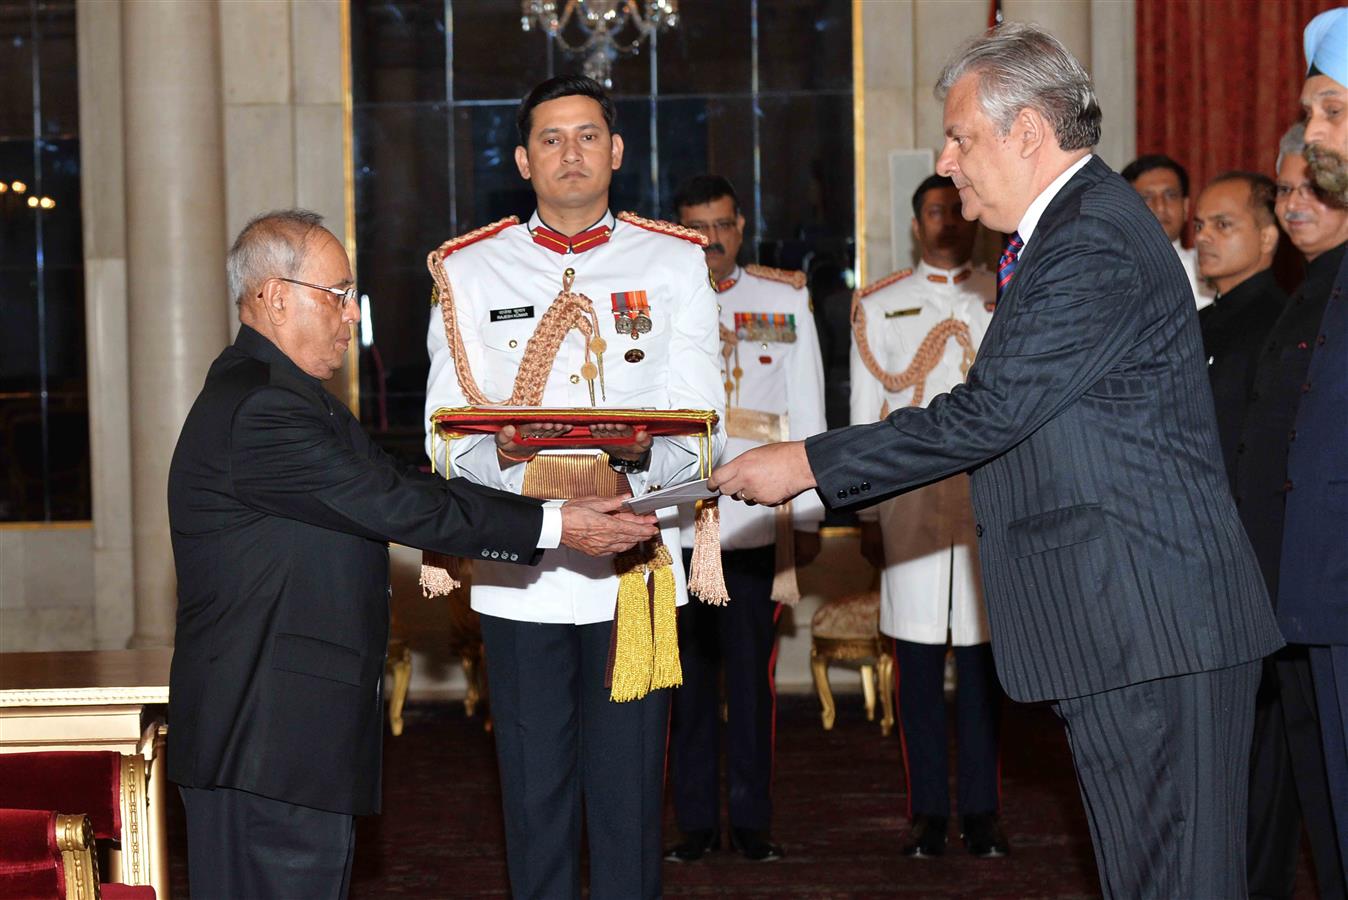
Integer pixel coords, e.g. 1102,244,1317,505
1298,340,1309,350
490,550,500,559
975,523,984,537
481,549,490,557
836,489,847,500
860,482,870,492
1283,480,1294,492
510,553,519,561
509,339,518,349
1301,382,1311,393
849,485,860,495
570,374,580,384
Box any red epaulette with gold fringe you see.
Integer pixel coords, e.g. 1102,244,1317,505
745,264,807,291
856,268,914,300
617,211,709,247
431,216,520,263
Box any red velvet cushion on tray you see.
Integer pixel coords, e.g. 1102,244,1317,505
0,808,65,898
0,752,122,840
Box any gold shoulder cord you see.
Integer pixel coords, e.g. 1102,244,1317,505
851,291,976,418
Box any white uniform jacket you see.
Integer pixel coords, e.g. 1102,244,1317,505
1174,239,1215,311
849,260,994,646
678,265,827,551
425,210,727,625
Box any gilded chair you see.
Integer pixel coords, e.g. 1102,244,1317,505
809,591,896,735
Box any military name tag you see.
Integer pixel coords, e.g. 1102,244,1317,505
885,307,921,318
490,305,534,322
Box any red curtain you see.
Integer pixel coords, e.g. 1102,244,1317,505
1137,0,1341,187
1136,0,1341,279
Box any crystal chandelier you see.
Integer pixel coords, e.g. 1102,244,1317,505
521,1,680,89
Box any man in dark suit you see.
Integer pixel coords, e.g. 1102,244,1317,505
711,23,1284,898
167,210,657,899
1239,123,1347,900
1279,5,1348,881
1192,171,1284,487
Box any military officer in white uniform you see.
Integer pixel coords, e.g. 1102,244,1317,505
664,175,827,864
849,174,1008,860
423,76,724,900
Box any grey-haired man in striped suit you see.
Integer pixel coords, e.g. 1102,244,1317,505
712,23,1283,899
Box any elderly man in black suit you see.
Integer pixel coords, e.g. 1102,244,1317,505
167,210,657,899
711,23,1283,898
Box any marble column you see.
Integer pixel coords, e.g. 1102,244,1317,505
122,0,229,647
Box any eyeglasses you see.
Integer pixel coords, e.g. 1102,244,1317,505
272,276,358,309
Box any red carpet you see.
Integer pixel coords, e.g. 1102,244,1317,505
165,693,1319,898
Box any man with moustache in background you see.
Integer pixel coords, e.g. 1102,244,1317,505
664,174,826,864
1235,121,1348,900
1278,5,1348,881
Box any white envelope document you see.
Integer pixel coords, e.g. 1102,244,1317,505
622,478,719,514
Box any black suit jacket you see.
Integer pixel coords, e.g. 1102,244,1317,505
1232,244,1343,605
167,326,545,815
808,156,1283,702
1198,268,1284,489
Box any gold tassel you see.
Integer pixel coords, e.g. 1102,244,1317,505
879,398,891,419
688,499,730,605
770,502,801,605
610,556,656,702
648,545,682,690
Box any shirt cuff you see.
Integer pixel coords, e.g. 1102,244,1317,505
537,502,564,550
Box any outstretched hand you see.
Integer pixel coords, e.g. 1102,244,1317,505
559,495,659,556
709,440,817,508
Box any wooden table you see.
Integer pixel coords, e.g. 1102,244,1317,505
0,648,173,896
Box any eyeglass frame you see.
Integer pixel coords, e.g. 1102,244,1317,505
269,276,358,310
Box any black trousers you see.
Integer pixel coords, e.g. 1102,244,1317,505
893,639,1002,818
1247,648,1345,899
669,545,780,833
1053,660,1261,900
178,785,355,900
1309,645,1348,888
481,613,670,900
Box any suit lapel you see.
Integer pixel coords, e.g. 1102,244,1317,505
997,157,1108,312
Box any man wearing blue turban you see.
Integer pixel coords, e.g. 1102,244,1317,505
1278,3,1348,877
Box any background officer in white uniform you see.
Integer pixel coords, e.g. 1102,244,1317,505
850,174,1008,859
664,175,827,864
424,76,724,900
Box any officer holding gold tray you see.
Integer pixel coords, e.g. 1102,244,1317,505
423,74,724,900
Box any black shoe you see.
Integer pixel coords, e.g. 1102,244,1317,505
960,812,1010,858
664,829,719,863
901,814,948,858
730,827,784,862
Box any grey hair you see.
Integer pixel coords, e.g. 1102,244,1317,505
226,209,327,307
935,22,1102,151
1276,122,1306,174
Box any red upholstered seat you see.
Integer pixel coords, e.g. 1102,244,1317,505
0,808,66,898
0,752,122,841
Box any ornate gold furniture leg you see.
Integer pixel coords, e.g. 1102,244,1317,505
877,649,896,736
385,639,412,737
461,653,480,718
810,646,836,730
55,813,99,900
860,663,877,721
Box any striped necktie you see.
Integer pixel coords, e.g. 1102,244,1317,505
996,232,1024,305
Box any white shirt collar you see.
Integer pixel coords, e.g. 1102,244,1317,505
528,209,616,235
1015,154,1093,250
